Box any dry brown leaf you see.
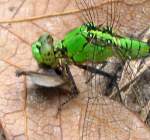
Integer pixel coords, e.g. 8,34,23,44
0,0,150,140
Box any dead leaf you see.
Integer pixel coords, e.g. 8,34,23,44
0,0,150,140
0,122,6,140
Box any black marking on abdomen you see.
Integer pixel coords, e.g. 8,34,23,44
136,41,141,58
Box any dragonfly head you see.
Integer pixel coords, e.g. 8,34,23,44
32,33,59,68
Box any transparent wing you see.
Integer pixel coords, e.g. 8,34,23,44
75,0,150,34
75,0,124,31
75,0,99,24
74,0,150,139
81,96,132,140
80,50,150,140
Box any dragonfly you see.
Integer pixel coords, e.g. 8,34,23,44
16,0,150,139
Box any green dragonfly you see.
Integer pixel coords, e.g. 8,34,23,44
16,0,150,139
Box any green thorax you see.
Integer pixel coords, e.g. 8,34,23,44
61,25,113,63
62,24,150,62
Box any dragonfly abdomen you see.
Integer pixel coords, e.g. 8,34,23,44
91,30,150,59
116,37,150,59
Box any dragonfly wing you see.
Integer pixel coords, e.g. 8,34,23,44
138,26,150,43
75,0,150,138
75,0,99,24
79,58,150,139
118,57,150,122
75,0,125,32
81,96,132,140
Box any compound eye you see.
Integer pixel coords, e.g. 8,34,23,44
35,41,41,49
32,41,43,63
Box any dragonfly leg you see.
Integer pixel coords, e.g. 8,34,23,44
76,64,116,79
87,62,109,83
58,64,78,112
16,65,48,77
16,69,46,77
16,69,29,77
57,92,78,112
65,65,78,95
109,80,123,103
76,64,124,102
